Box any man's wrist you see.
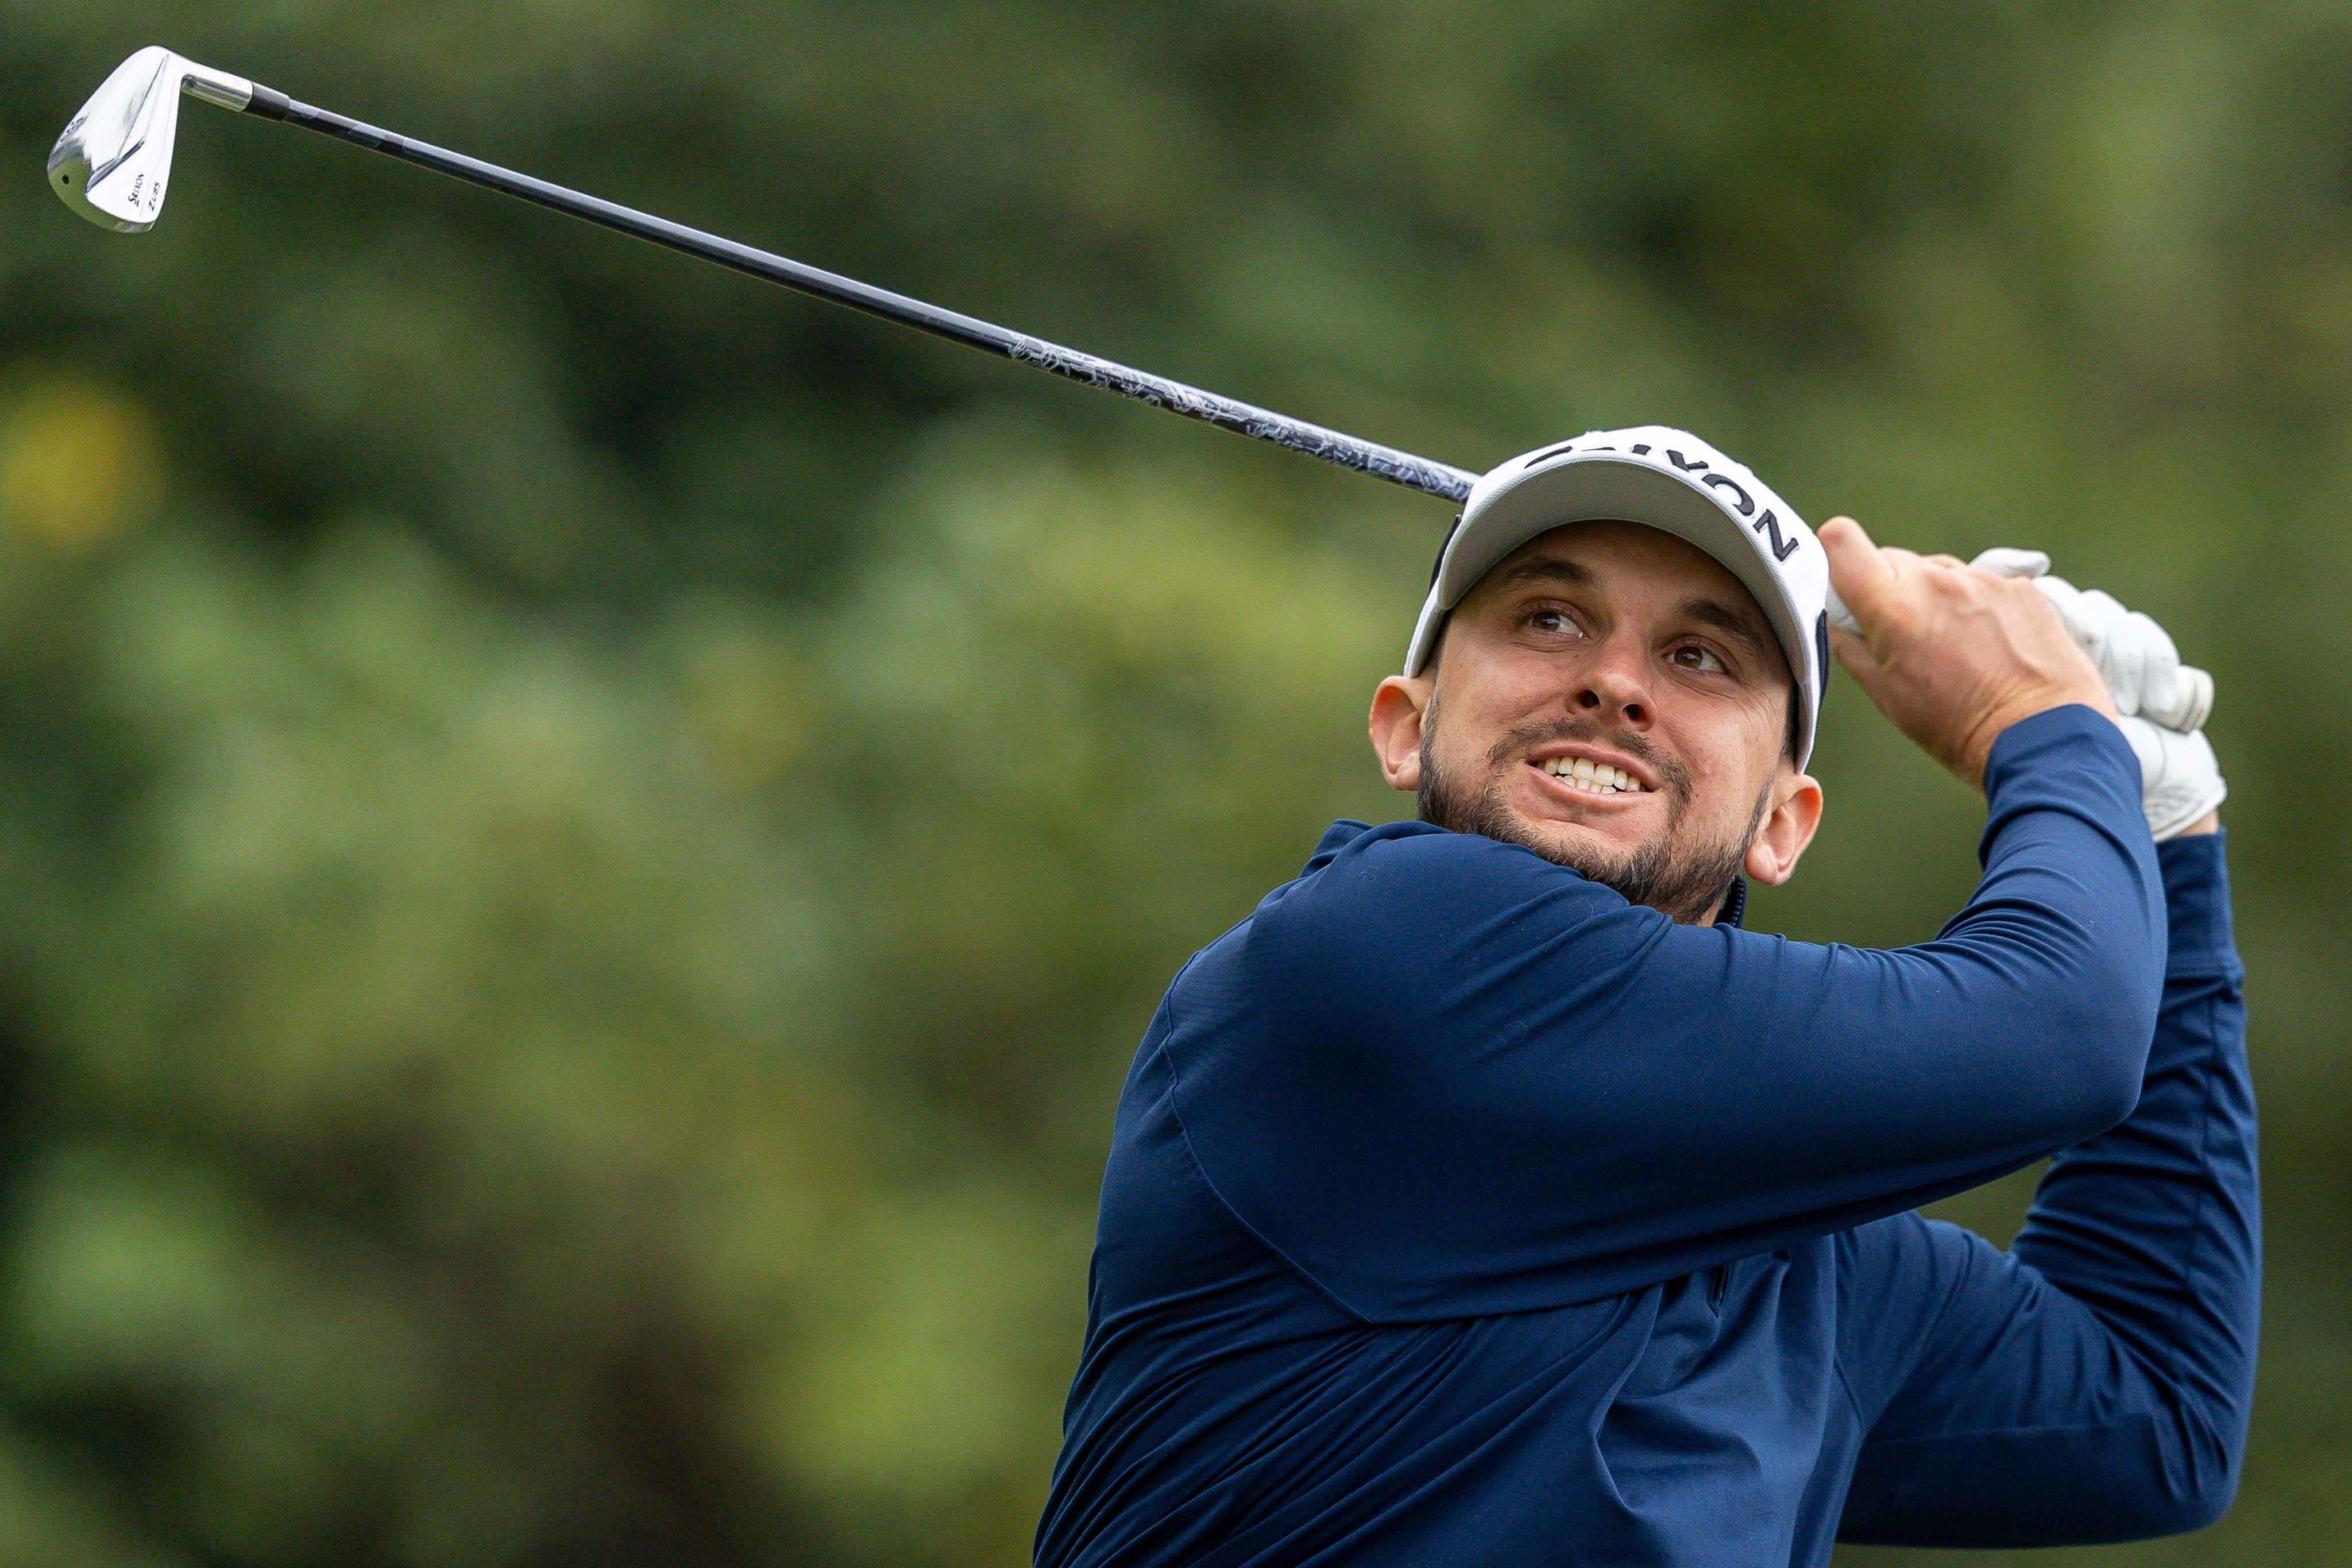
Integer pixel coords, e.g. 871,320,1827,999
1975,705,2126,790
2175,810,2222,837
2156,828,2237,978
1979,705,2148,855
1963,690,2118,789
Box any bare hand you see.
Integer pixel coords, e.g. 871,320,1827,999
1821,517,2115,789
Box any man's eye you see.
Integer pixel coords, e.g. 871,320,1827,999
1528,609,1578,634
1671,645,1726,673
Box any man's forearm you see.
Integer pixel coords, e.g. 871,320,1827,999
1842,830,2257,1546
2009,830,2258,1521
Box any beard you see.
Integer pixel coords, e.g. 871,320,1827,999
1418,702,1770,925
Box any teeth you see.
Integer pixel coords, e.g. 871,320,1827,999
1539,757,1644,794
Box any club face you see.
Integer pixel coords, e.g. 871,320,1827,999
49,46,186,233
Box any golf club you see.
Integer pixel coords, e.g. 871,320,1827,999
47,47,2216,733
48,46,1478,504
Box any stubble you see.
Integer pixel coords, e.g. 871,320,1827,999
1416,700,1769,925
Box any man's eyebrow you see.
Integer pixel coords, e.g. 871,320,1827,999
1676,596,1773,658
1495,558,1593,589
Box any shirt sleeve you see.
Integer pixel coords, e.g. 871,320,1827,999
1834,830,2257,1546
1164,704,2169,1320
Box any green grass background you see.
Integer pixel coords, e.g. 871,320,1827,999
0,1,2345,1562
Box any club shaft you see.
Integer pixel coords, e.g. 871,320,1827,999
241,87,1477,504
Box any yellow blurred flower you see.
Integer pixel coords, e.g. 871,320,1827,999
0,377,165,553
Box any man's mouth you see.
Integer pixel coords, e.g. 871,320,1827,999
1532,755,1648,797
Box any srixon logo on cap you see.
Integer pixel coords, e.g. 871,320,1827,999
1528,440,1803,563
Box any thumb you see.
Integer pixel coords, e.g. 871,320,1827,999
1820,517,1899,638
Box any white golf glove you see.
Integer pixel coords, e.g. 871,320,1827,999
1964,548,2223,840
2112,715,2229,841
1967,549,2212,733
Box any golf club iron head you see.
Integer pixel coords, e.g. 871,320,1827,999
49,45,252,232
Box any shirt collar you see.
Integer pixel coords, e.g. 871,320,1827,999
1307,819,1372,868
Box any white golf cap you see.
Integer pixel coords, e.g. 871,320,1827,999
1404,426,1831,768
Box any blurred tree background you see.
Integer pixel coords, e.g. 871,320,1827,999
0,1,2345,1563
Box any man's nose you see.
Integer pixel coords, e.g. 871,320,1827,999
1571,642,1653,729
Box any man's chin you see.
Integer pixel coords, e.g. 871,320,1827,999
1493,810,1647,871
1432,786,1662,882
1420,766,1747,924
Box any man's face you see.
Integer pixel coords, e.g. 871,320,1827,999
1368,520,1822,925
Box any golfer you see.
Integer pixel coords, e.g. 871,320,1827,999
1033,428,2256,1566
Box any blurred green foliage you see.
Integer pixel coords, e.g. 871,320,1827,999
0,1,2346,1563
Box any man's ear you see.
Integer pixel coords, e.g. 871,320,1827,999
1745,770,1824,886
1369,675,1432,794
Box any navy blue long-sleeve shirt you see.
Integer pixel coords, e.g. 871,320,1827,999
1035,705,2257,1566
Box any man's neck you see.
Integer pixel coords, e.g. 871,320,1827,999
1690,878,1745,929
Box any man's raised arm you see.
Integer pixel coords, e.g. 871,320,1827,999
1164,520,2172,1319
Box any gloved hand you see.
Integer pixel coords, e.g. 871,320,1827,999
1828,550,2215,731
1825,545,2226,839
1970,549,2223,839
2115,714,2229,841
1967,549,2212,733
